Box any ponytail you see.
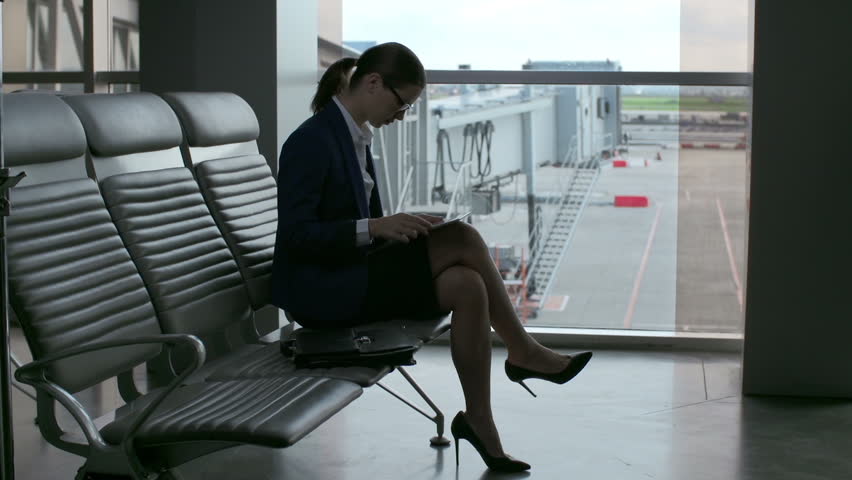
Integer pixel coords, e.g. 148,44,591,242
312,44,425,114
312,57,357,114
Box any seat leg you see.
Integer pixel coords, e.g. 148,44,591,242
376,366,451,447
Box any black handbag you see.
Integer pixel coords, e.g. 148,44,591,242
281,327,423,368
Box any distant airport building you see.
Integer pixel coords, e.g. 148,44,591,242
523,60,622,163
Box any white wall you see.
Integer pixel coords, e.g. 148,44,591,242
277,0,318,148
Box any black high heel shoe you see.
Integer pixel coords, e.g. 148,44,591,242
451,412,530,472
504,351,593,397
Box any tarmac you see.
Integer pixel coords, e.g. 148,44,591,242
473,144,747,333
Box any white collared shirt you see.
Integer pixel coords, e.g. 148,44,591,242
332,96,374,246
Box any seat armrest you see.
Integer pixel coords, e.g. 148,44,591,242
15,334,205,465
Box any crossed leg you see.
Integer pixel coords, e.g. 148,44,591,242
427,222,571,457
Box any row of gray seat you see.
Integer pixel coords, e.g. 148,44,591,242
4,91,450,479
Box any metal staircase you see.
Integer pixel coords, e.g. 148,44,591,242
527,138,601,304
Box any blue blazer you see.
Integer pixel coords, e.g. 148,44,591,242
270,101,384,328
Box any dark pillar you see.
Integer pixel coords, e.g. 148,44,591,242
139,1,318,174
742,0,852,397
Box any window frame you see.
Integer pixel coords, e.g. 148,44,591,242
422,69,751,351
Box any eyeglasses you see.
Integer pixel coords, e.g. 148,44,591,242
385,82,415,112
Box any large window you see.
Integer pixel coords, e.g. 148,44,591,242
323,1,751,337
3,0,84,72
2,0,139,93
340,0,749,72
374,83,747,333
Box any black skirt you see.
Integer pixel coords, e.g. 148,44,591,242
355,235,442,325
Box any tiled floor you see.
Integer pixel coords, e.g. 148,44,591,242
8,338,852,480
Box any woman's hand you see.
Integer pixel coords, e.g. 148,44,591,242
368,213,434,243
415,213,444,226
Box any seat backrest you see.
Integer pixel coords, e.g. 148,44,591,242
161,92,277,311
4,93,162,393
63,92,185,181
64,93,257,359
2,93,88,186
160,91,261,165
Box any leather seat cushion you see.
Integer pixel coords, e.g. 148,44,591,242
100,376,361,447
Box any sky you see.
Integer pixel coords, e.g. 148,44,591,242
341,0,749,72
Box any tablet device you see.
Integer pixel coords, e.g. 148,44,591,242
430,211,472,230
367,212,472,255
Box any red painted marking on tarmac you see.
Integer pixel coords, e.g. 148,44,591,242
681,143,695,149
716,197,743,311
704,143,721,149
624,204,663,329
542,295,569,312
615,196,649,207
613,160,628,167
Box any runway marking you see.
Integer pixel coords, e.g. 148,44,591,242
716,197,743,311
684,189,691,201
542,295,569,312
624,204,663,329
